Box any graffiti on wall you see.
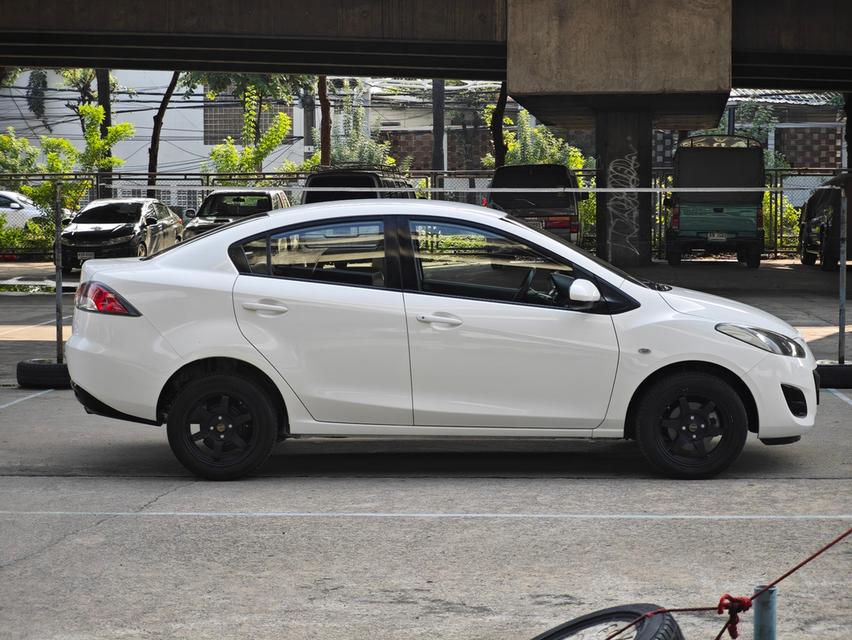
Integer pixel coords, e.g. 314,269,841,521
606,147,641,260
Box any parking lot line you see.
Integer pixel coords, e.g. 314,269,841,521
0,389,52,410
0,315,72,338
0,510,849,521
826,388,852,407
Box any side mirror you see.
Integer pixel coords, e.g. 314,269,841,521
144,216,158,226
184,208,196,219
569,278,602,304
9,202,23,210
663,196,673,208
61,217,73,226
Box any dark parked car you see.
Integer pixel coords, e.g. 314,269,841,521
60,198,183,274
483,164,586,244
301,166,416,204
799,173,852,270
665,135,765,268
183,189,290,239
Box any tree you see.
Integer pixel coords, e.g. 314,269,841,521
147,71,181,194
432,79,445,171
326,80,398,167
318,75,331,165
205,84,293,177
0,67,21,88
490,81,508,168
0,128,39,189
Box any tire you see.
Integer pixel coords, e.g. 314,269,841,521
635,372,748,479
737,249,746,263
16,358,71,389
819,249,838,271
166,374,277,480
800,251,817,266
530,603,683,640
666,251,682,267
745,248,761,269
136,242,148,258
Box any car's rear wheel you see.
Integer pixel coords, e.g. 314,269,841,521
635,372,748,479
745,248,761,268
530,603,683,640
800,251,817,266
166,374,277,480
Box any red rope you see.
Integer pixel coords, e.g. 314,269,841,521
603,527,851,640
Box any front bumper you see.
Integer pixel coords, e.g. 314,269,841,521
61,239,135,265
746,352,818,439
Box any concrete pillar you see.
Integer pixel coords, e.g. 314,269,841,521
595,111,653,266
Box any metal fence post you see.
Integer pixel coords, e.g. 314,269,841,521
53,182,64,365
839,183,847,365
753,585,777,640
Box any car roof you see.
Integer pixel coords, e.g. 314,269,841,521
267,198,504,220
0,190,30,199
205,188,284,194
84,198,156,204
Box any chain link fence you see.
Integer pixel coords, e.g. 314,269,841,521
0,168,842,260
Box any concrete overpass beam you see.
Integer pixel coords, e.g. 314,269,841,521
507,0,732,264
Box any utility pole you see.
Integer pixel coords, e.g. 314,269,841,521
95,68,112,198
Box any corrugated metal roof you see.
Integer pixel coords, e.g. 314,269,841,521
729,89,842,106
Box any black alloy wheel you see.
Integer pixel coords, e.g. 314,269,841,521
635,373,748,479
167,374,277,480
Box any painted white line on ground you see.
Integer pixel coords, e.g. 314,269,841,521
0,510,849,521
0,315,72,337
0,389,52,410
826,388,852,407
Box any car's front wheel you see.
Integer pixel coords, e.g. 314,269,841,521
635,372,748,479
166,374,278,480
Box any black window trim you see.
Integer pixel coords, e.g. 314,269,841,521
229,214,402,292
396,214,638,315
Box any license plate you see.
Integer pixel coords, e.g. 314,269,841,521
77,252,95,261
707,233,727,241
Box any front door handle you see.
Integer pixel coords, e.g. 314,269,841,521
242,301,289,315
416,313,463,327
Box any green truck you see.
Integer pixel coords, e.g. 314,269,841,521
665,135,765,268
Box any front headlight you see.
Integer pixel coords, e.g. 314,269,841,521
716,323,805,358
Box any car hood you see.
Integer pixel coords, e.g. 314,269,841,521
63,222,136,236
659,286,800,338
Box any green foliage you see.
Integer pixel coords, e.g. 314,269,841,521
0,213,54,255
0,128,39,188
327,80,398,167
763,190,799,249
0,67,21,88
481,107,586,169
280,151,322,173
180,72,315,103
25,69,50,130
77,104,135,171
206,85,293,178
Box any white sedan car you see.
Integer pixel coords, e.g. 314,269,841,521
66,200,818,480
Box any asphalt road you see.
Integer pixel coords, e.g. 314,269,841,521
0,384,850,640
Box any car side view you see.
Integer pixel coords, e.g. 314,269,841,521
66,200,818,480
182,188,290,239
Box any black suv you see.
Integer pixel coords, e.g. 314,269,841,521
60,198,183,273
799,173,851,270
184,189,290,240
484,164,586,243
302,166,416,204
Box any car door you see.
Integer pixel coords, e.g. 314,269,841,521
232,216,413,425
401,217,619,429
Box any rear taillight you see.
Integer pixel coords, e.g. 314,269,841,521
756,205,764,231
481,197,489,207
75,281,140,316
543,216,579,232
670,205,680,231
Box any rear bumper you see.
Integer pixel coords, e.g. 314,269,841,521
72,382,160,426
667,232,764,253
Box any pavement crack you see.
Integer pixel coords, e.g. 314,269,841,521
0,513,118,571
134,480,194,513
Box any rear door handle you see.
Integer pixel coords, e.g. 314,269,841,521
242,301,289,315
416,313,463,327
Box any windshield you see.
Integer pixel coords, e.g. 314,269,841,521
506,215,648,288
198,193,273,218
303,175,379,204
74,202,141,224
